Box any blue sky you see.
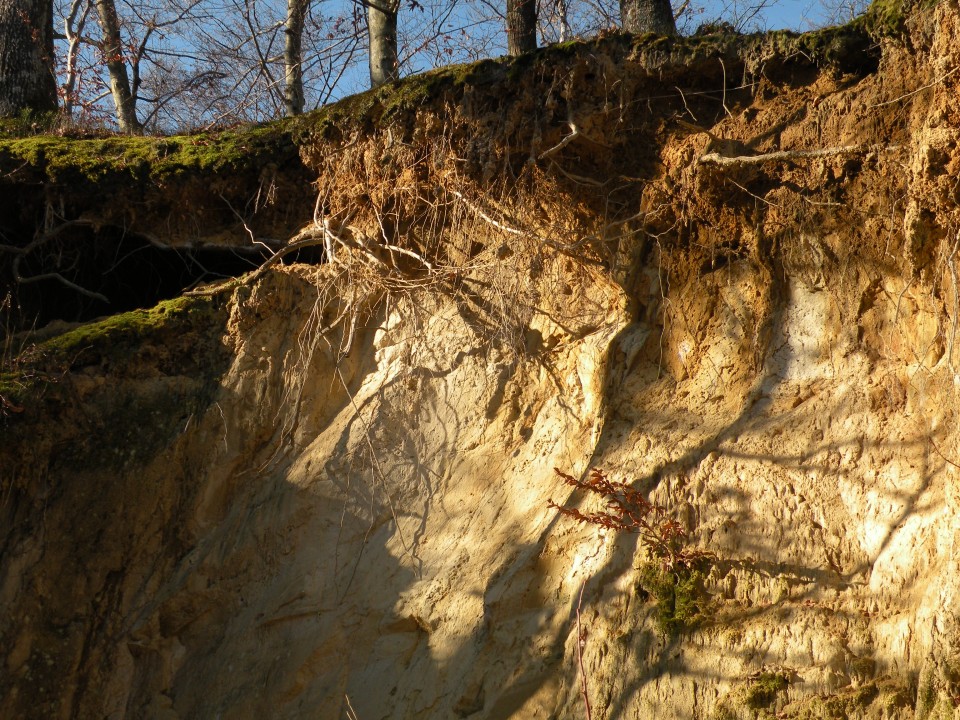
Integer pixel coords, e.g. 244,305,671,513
753,0,835,29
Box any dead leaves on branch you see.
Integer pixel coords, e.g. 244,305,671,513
550,467,714,571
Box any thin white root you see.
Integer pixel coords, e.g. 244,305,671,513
448,189,601,262
869,66,960,108
185,225,330,297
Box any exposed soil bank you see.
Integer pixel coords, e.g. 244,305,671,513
5,3,960,718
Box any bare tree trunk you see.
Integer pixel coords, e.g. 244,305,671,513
620,0,676,35
62,0,92,119
94,0,140,133
284,0,307,116
506,0,536,55
556,0,571,42
367,0,398,88
0,0,57,117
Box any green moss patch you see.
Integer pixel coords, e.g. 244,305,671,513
0,371,27,410
32,295,221,366
854,0,908,38
0,120,299,186
745,671,791,710
638,562,709,637
1,294,226,415
292,58,510,142
2,295,232,483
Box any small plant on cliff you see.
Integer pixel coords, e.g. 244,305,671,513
550,468,713,636
550,468,712,571
743,669,791,710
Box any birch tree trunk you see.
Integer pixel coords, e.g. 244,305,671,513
556,0,571,42
61,0,92,119
506,0,536,56
94,0,140,133
284,0,307,116
0,0,57,117
367,0,398,88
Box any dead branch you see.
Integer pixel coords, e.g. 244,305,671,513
344,694,360,720
719,58,732,119
725,176,782,207
318,205,361,263
381,241,434,270
14,270,109,303
699,144,899,166
947,239,959,375
3,219,110,303
539,121,581,161
185,214,412,298
448,190,528,239
548,160,606,188
185,224,330,296
538,95,609,163
219,191,275,252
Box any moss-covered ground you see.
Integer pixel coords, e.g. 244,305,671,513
0,121,300,186
1,295,226,415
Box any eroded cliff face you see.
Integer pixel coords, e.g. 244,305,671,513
4,3,960,718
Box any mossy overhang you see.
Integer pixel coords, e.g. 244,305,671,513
1,294,228,414
0,120,300,185
0,120,316,252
